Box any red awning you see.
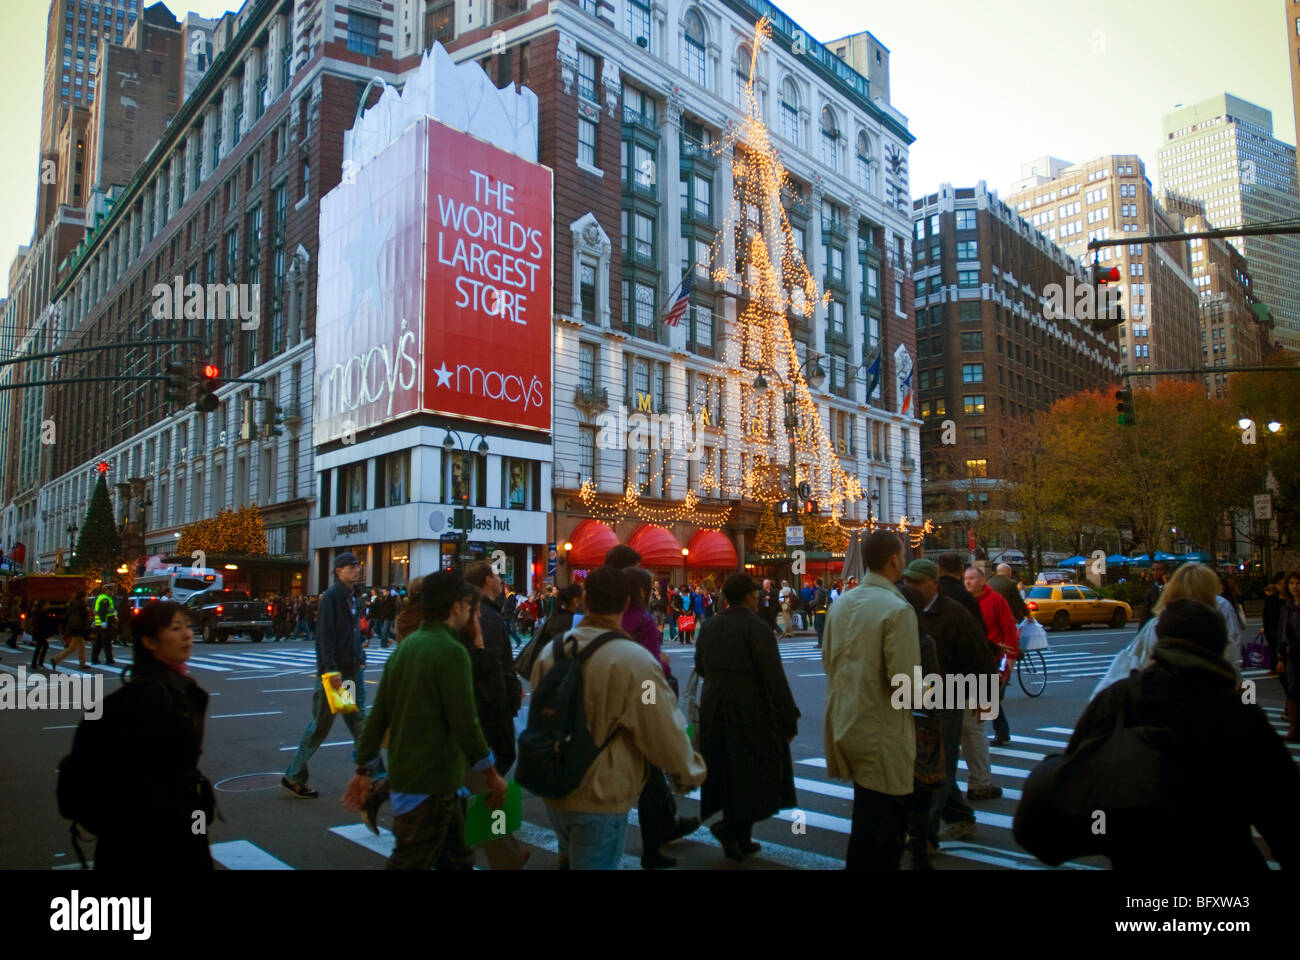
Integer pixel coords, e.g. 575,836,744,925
627,525,685,568
565,519,619,569
685,530,739,570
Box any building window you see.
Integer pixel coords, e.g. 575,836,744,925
960,332,982,352
963,395,985,415
779,78,801,147
856,132,872,190
965,459,988,477
634,283,655,328
962,363,983,383
683,9,706,85
347,12,380,56
956,241,977,260
633,213,654,261
577,50,598,102
820,106,841,170
579,426,597,482
504,459,532,509
958,270,979,289
955,209,976,230
693,174,711,221
579,262,597,324
579,341,597,389
692,303,713,347
627,0,652,51
578,117,597,167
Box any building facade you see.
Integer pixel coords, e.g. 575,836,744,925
1157,94,1300,353
911,182,1123,552
1008,154,1202,386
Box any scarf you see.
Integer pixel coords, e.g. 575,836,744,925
1150,636,1236,686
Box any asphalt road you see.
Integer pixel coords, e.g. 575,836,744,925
1,618,1293,870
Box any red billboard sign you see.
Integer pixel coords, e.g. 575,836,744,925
314,117,552,445
424,120,552,431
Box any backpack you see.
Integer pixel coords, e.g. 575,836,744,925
515,630,625,799
1013,674,1186,866
56,695,119,867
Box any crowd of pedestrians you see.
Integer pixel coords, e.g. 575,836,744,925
36,534,1300,873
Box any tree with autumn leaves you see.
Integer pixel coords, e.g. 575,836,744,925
990,376,1274,562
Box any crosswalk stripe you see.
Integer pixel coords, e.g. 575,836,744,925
1009,734,1070,748
210,839,294,870
1038,726,1075,734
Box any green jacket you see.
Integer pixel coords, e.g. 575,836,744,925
355,621,491,795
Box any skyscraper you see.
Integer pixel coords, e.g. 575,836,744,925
1157,94,1300,353
1288,0,1300,181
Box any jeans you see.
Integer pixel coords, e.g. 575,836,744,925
935,708,974,833
545,806,629,870
377,620,393,646
31,636,50,667
992,678,1010,740
386,793,473,870
846,783,908,870
284,669,383,784
960,709,994,791
814,612,826,646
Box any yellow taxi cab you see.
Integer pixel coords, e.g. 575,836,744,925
1024,584,1131,631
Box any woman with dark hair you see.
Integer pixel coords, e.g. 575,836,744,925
87,600,214,869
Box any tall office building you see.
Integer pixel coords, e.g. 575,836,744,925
1008,155,1202,384
38,0,141,232
1157,94,1300,352
1288,0,1300,180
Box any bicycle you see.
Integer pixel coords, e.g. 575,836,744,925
1017,648,1048,697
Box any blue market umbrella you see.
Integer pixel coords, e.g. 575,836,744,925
1059,555,1089,567
1153,551,1179,563
1180,552,1212,563
1106,554,1129,565
1127,553,1152,566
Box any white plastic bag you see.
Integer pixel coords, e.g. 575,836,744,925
1018,618,1049,651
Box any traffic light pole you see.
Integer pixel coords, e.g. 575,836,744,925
1120,365,1300,379
1086,222,1300,251
0,337,203,370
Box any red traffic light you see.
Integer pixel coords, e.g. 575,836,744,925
202,364,220,380
1093,265,1121,284
96,461,109,473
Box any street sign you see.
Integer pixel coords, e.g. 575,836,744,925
1254,494,1272,521
547,542,557,578
797,481,812,500
785,525,805,547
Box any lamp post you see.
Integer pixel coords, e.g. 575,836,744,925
65,524,77,572
442,430,490,570
1238,417,1283,579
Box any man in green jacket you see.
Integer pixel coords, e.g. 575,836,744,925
344,571,507,870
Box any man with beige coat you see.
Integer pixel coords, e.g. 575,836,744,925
822,530,921,870
530,565,706,869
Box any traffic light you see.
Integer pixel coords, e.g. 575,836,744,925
263,399,285,437
1116,386,1136,426
163,361,187,407
775,499,793,517
196,364,220,413
802,500,820,515
1091,263,1123,332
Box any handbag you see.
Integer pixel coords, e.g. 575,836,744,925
682,669,701,745
321,672,359,714
1018,618,1049,651
677,614,696,633
1242,629,1269,670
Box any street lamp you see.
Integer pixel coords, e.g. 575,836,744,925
443,431,491,569
65,524,77,571
1237,417,1284,578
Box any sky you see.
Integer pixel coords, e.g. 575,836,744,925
0,0,1293,298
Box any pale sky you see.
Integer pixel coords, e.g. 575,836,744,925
1,0,1292,298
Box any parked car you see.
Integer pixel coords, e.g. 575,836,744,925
1024,584,1131,631
185,589,274,643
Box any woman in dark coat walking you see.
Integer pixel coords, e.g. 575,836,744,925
89,599,214,869
695,573,800,862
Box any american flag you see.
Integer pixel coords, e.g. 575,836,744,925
663,272,693,327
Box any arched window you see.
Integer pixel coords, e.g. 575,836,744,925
857,131,872,191
780,77,800,147
821,105,840,171
733,43,753,110
683,9,706,86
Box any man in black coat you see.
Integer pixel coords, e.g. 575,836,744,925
937,553,988,642
1024,600,1300,869
465,562,522,775
903,559,996,849
989,563,1030,622
695,573,800,862
283,552,380,798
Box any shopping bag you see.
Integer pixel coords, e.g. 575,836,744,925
464,780,523,847
321,672,359,714
1242,630,1270,669
1018,618,1049,651
792,613,804,631
677,614,696,633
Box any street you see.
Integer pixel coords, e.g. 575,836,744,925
2,619,1293,870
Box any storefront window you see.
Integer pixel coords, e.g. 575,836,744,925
505,458,531,509
376,450,410,508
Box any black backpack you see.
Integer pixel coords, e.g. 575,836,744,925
515,630,624,799
56,698,118,867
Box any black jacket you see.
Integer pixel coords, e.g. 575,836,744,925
1067,639,1300,870
89,664,214,870
480,596,522,716
695,606,799,824
921,592,996,679
463,596,520,775
1263,591,1286,645
988,575,1029,621
315,579,363,675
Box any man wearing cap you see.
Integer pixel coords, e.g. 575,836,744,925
283,551,382,798
901,558,996,846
